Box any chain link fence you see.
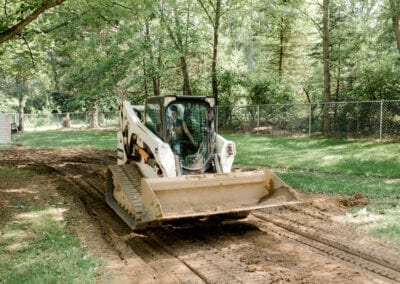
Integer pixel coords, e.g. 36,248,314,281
6,112,119,131
5,100,400,140
217,100,400,140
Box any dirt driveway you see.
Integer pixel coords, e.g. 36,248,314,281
1,148,399,283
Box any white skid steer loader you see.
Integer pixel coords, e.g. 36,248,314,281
106,96,300,230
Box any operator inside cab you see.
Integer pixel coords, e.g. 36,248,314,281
167,104,198,156
164,100,215,173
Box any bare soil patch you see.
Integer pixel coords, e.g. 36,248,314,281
1,148,399,283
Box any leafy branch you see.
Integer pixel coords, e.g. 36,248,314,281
0,0,67,44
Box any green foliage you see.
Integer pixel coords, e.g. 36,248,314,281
249,79,278,105
1,0,400,116
248,76,293,105
218,71,248,105
348,64,400,100
50,91,75,112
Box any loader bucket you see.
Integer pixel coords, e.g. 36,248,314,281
139,170,301,223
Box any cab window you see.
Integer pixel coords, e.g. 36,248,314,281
145,103,162,138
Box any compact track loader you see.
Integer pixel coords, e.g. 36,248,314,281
106,96,300,230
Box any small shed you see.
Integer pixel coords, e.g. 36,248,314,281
0,112,11,144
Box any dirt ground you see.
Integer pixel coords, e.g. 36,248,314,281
1,148,400,283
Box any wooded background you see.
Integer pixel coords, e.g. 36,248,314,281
1,0,399,134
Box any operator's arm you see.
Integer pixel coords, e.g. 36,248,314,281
183,121,198,147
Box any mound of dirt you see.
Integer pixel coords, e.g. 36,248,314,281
336,193,370,208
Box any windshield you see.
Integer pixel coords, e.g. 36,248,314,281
166,102,213,171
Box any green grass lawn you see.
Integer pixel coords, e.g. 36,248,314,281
0,167,99,283
11,129,116,149
223,134,400,198
227,134,400,178
11,130,400,199
6,130,400,244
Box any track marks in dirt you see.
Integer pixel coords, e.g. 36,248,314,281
126,236,205,283
137,222,273,283
251,206,400,283
0,149,163,282
2,148,400,283
259,204,400,271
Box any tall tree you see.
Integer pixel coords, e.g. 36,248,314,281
275,0,300,80
2,0,400,136
198,0,222,101
160,0,194,96
390,0,400,54
143,19,162,96
322,0,331,134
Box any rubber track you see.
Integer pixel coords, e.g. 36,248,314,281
107,164,144,230
120,164,143,223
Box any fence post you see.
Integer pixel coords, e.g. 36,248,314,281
379,100,383,141
308,103,312,137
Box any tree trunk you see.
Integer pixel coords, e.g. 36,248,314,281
246,34,254,72
142,58,149,98
144,21,161,96
335,53,341,102
152,72,160,97
278,17,284,79
322,0,331,134
161,4,193,96
155,52,161,96
211,0,221,103
18,95,25,133
180,56,192,96
62,113,71,128
15,76,26,133
390,0,400,54
334,42,342,102
90,101,99,128
49,51,60,92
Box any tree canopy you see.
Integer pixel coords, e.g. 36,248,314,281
1,0,399,129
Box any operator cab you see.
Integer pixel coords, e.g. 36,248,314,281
144,96,218,175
